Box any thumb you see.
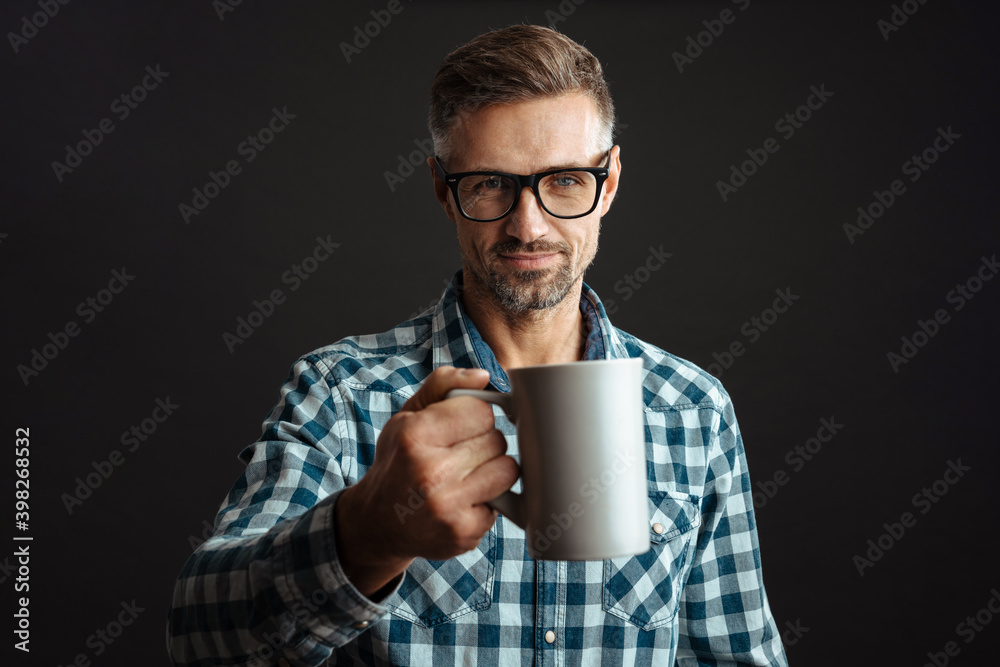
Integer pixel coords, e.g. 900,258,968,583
401,366,491,412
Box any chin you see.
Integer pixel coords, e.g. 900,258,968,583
493,269,577,312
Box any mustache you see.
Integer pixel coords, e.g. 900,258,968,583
490,240,570,256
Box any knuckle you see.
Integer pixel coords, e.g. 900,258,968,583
424,492,451,519
395,430,419,454
419,462,450,495
411,473,435,499
393,413,426,451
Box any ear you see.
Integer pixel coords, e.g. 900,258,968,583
599,145,622,217
428,156,458,224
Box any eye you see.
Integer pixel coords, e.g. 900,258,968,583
552,175,583,187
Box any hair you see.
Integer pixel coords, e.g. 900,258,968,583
428,24,616,166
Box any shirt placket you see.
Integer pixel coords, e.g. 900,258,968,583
536,559,566,666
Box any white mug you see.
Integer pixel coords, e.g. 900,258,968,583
447,358,649,560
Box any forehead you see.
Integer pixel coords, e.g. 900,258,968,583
449,93,600,172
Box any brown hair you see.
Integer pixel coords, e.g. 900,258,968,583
428,24,616,165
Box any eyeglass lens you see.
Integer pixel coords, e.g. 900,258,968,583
456,170,599,220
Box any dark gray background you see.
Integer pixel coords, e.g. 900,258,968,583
3,1,998,664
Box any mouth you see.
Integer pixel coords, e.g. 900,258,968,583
498,253,559,270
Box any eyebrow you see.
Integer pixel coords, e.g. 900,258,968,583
466,159,599,174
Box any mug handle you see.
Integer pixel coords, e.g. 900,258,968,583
445,389,525,530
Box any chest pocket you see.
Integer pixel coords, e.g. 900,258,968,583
385,528,495,627
603,491,700,631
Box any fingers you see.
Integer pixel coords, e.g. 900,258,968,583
389,400,497,456
367,366,517,560
394,428,508,504
460,504,502,548
393,367,499,451
458,455,520,506
447,429,509,480
417,503,500,559
401,366,490,413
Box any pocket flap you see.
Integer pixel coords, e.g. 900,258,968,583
647,491,700,544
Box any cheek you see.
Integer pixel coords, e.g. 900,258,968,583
575,222,600,259
456,225,491,261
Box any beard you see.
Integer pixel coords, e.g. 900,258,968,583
469,237,595,313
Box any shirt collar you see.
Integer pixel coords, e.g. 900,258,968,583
430,269,628,392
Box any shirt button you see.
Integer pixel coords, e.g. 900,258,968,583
353,620,370,629
652,522,665,535
544,630,556,644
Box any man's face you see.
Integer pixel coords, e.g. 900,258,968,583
431,93,621,313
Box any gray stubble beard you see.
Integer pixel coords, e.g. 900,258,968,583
485,260,577,312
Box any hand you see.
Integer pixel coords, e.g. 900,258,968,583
335,366,519,597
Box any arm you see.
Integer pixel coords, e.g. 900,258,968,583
166,357,395,666
166,360,517,666
675,389,788,666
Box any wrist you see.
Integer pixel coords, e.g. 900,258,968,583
334,484,411,597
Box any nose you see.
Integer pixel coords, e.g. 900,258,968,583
503,186,550,244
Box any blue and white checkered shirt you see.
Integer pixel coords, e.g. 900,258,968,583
167,270,788,666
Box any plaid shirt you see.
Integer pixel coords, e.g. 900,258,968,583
167,270,788,666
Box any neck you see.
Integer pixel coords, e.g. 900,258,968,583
459,270,588,371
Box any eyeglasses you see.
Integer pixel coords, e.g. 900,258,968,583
434,152,611,222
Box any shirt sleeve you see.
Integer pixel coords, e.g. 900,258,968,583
675,388,789,666
166,356,401,666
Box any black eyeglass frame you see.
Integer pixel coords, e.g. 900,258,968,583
433,152,612,222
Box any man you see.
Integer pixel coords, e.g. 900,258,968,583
167,24,788,666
